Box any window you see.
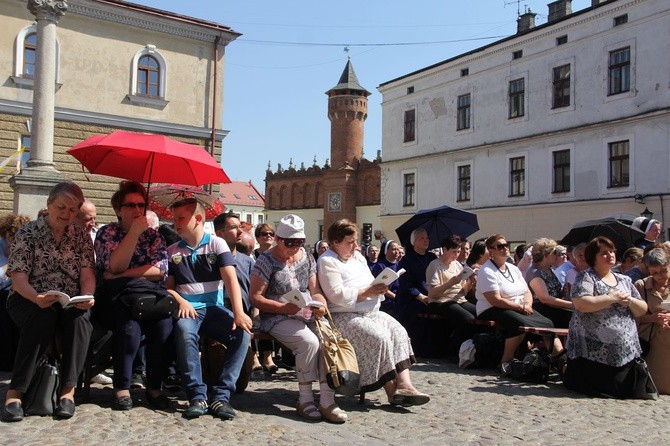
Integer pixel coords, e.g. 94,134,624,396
403,109,416,143
613,14,628,26
608,47,630,95
608,141,629,187
129,45,168,106
23,33,37,79
20,135,31,171
556,35,568,46
248,195,258,200
246,214,252,224
407,86,414,94
552,149,570,193
457,165,471,202
552,65,571,109
509,157,525,197
457,94,471,130
233,194,241,199
137,55,159,97
512,50,523,60
258,215,264,224
460,68,469,77
403,173,415,206
508,78,525,118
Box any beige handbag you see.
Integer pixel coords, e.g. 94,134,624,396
315,310,361,396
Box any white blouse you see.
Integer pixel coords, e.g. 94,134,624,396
317,249,381,313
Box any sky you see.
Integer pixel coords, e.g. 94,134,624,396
131,0,591,190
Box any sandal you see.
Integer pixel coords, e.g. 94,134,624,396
296,401,322,421
319,404,347,424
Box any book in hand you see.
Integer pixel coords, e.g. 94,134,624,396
45,290,94,308
658,301,670,312
371,268,406,286
460,266,476,280
281,289,324,309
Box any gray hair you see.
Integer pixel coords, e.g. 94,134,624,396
410,228,428,246
47,181,85,207
643,248,670,267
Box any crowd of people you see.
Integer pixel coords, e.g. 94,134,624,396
1,180,668,424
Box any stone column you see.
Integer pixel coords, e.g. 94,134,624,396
10,0,68,216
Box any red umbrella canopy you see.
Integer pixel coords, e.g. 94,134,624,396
67,130,231,186
148,184,225,220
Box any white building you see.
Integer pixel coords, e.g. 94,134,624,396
378,0,670,245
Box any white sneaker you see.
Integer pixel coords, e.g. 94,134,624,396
91,373,113,385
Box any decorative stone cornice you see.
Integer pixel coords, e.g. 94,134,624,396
28,0,68,22
67,0,239,44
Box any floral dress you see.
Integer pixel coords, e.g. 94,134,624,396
567,268,642,367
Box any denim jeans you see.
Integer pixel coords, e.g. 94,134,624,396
174,305,250,402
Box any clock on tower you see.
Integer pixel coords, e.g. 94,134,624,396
328,192,342,212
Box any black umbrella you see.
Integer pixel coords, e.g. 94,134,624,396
395,205,479,250
560,217,645,259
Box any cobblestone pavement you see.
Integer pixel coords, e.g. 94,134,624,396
2,359,670,446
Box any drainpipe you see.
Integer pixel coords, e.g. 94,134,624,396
209,35,221,194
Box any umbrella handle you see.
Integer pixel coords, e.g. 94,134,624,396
144,153,155,216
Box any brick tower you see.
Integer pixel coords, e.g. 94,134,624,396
323,59,371,231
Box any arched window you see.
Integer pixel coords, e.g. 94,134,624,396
23,32,37,79
129,45,168,107
137,55,159,97
12,25,60,88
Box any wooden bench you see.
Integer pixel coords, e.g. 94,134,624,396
417,312,497,328
518,326,568,341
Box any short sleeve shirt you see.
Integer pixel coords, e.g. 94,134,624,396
475,260,528,315
94,222,167,284
426,258,466,304
567,268,642,366
251,248,316,332
8,218,95,297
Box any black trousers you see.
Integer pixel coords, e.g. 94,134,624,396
428,301,476,356
532,300,572,328
7,293,92,392
479,306,554,339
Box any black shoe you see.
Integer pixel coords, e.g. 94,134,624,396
2,401,23,422
130,373,146,389
146,392,170,410
163,374,181,392
183,399,208,419
112,395,133,411
55,398,75,419
209,399,236,420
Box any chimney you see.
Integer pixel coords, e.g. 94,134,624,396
548,0,573,23
517,8,537,33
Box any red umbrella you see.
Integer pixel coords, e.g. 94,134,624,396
67,130,231,187
148,184,225,220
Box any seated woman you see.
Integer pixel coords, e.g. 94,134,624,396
318,219,429,407
525,238,574,328
426,235,476,358
371,240,402,315
635,247,670,394
313,240,330,261
563,236,648,398
476,234,561,375
249,214,346,423
3,182,95,422
94,180,172,411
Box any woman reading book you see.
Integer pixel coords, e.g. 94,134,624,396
3,182,95,422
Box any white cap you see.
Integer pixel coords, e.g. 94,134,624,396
276,214,306,239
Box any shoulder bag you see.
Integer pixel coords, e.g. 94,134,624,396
315,310,361,396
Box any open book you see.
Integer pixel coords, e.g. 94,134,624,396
371,267,406,286
281,289,325,309
45,290,94,309
461,265,476,280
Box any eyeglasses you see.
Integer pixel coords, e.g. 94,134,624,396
494,243,510,251
282,238,305,248
224,225,242,231
121,202,146,209
260,231,275,237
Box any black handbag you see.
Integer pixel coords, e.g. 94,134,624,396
510,348,551,383
23,355,60,416
631,357,659,400
119,292,178,321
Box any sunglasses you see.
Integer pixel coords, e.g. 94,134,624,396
282,238,305,248
121,202,146,209
494,243,510,251
260,231,275,237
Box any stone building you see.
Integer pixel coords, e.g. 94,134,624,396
378,0,670,245
0,0,238,221
264,60,382,246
